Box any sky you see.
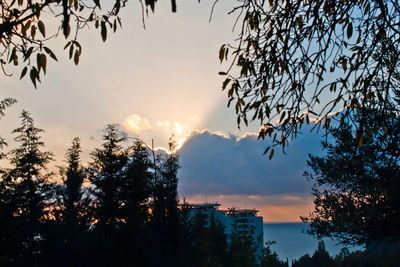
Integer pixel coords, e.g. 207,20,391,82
0,1,326,222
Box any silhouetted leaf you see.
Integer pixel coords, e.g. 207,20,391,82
347,22,353,39
74,51,79,65
93,0,101,9
38,20,45,37
20,66,27,79
219,45,225,63
43,47,57,61
101,21,107,42
269,148,274,160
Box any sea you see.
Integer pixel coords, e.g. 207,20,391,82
263,223,362,262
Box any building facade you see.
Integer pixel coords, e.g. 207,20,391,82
184,203,264,260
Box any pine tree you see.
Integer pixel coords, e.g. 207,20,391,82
88,124,128,266
118,140,153,266
0,98,16,161
63,137,86,229
89,125,127,228
0,110,53,265
150,137,180,267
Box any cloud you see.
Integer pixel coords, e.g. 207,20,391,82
177,127,323,196
122,114,151,134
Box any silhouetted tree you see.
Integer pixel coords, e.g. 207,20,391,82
150,138,180,267
186,211,229,267
261,241,288,267
118,140,153,266
0,110,53,266
291,254,312,267
311,241,335,267
62,137,86,229
228,232,259,267
0,98,16,161
46,137,89,267
303,108,400,246
88,124,128,266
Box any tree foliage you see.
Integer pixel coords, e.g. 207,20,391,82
302,108,400,246
0,0,176,87
0,110,54,265
220,0,400,156
0,97,16,159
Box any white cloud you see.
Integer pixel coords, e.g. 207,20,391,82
122,114,151,133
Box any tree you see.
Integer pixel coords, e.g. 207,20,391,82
62,137,86,229
89,124,127,226
0,98,16,160
118,140,153,266
228,231,259,267
185,211,229,267
0,110,53,265
261,241,287,267
0,0,176,87
302,108,400,246
292,241,334,267
219,0,400,156
88,124,128,266
149,138,181,267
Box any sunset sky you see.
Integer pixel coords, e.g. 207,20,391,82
0,1,325,222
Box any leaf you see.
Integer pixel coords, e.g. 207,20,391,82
43,47,58,61
222,78,231,90
31,25,36,39
37,53,42,73
24,47,33,61
263,146,270,155
41,54,47,74
101,21,107,42
22,20,31,36
74,51,79,65
347,22,353,39
64,41,72,50
269,148,274,160
38,20,45,37
63,24,71,39
9,47,17,63
219,45,225,63
93,0,101,9
20,66,27,79
69,43,74,59
30,68,38,88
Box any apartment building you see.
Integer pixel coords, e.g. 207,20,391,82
183,203,264,259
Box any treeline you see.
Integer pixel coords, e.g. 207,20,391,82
1,111,397,267
290,239,400,267
0,111,270,267
263,239,399,267
0,111,183,267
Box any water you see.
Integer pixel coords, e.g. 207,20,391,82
263,223,362,262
